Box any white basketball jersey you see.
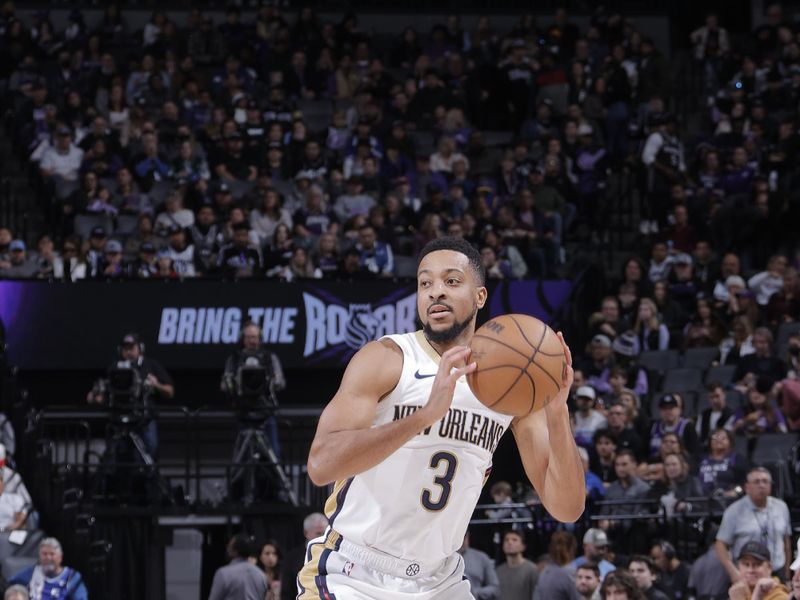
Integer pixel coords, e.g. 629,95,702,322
324,331,514,565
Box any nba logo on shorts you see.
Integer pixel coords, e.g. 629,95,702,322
343,561,355,577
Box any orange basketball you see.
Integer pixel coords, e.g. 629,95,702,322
467,314,566,416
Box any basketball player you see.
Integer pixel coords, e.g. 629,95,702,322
298,237,585,599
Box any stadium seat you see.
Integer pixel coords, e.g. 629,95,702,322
751,432,800,465
705,364,737,386
407,131,436,156
74,215,114,241
661,368,704,393
776,322,800,357
682,347,720,370
115,215,139,236
394,255,417,279
146,180,174,206
639,350,680,375
483,131,514,147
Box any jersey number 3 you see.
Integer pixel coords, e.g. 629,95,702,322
421,451,458,511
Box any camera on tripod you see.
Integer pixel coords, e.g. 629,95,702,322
96,361,151,424
224,357,278,419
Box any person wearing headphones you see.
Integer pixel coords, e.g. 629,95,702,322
221,322,286,457
650,540,689,599
87,333,174,458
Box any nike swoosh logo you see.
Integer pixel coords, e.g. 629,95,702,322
414,370,436,379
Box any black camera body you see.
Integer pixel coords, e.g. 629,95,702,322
98,360,151,424
224,353,278,420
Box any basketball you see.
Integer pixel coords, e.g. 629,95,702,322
467,314,566,416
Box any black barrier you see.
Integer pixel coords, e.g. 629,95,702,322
0,279,572,370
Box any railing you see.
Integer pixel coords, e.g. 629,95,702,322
26,405,326,511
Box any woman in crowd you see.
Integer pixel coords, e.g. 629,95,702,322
696,428,748,496
645,452,703,518
634,297,670,351
729,379,788,436
683,295,727,349
250,189,293,248
258,539,281,600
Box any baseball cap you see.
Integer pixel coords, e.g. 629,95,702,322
90,226,107,238
9,239,25,252
56,125,72,136
167,224,183,236
583,528,609,547
673,253,692,266
576,386,596,401
577,123,594,137
659,393,681,408
121,333,140,347
591,334,612,348
105,239,122,253
738,541,770,563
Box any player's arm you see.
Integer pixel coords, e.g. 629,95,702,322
510,332,585,523
307,340,474,486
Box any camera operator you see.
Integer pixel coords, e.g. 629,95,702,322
87,333,174,459
221,322,285,457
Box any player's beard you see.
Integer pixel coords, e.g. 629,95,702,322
423,303,477,345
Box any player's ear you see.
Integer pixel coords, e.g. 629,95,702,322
475,285,487,309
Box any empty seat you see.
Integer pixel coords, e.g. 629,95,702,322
74,215,113,241
407,131,436,156
705,364,737,386
682,347,720,370
639,350,680,375
297,99,333,117
752,432,800,465
115,215,139,236
483,131,514,147
661,368,704,393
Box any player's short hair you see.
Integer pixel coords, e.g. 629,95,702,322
577,562,601,578
418,236,485,286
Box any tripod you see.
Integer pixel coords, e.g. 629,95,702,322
230,416,298,507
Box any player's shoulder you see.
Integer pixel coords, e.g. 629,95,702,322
352,337,404,366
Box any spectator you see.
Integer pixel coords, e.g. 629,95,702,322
8,538,87,600
749,255,788,307
696,382,735,445
497,530,541,600
61,237,87,282
532,530,578,600
257,540,281,600
217,222,262,279
251,189,293,248
599,450,650,550
590,429,619,487
716,467,792,582
687,531,731,600
628,556,669,600
356,225,394,278
729,378,788,436
334,176,376,222
576,563,602,600
590,297,626,342
571,528,616,580
573,385,608,448
208,533,268,600
132,130,170,189
280,513,328,600
644,452,703,518
281,247,322,282
649,541,690,600
633,298,669,351
458,531,501,600
4,585,28,600
727,541,789,600
697,427,748,496
647,242,673,284
579,446,607,501
641,113,685,234
683,295,727,349
163,226,196,278
39,126,84,184
647,393,699,459
767,268,800,327
734,328,788,388
605,394,644,458
0,240,38,279
214,131,257,183
600,570,645,600
154,190,195,236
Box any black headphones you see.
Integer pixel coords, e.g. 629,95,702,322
118,333,145,360
659,540,676,560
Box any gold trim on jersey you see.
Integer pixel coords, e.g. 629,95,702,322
324,479,347,518
414,330,442,364
296,530,341,599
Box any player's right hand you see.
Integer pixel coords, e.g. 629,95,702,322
421,346,475,426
